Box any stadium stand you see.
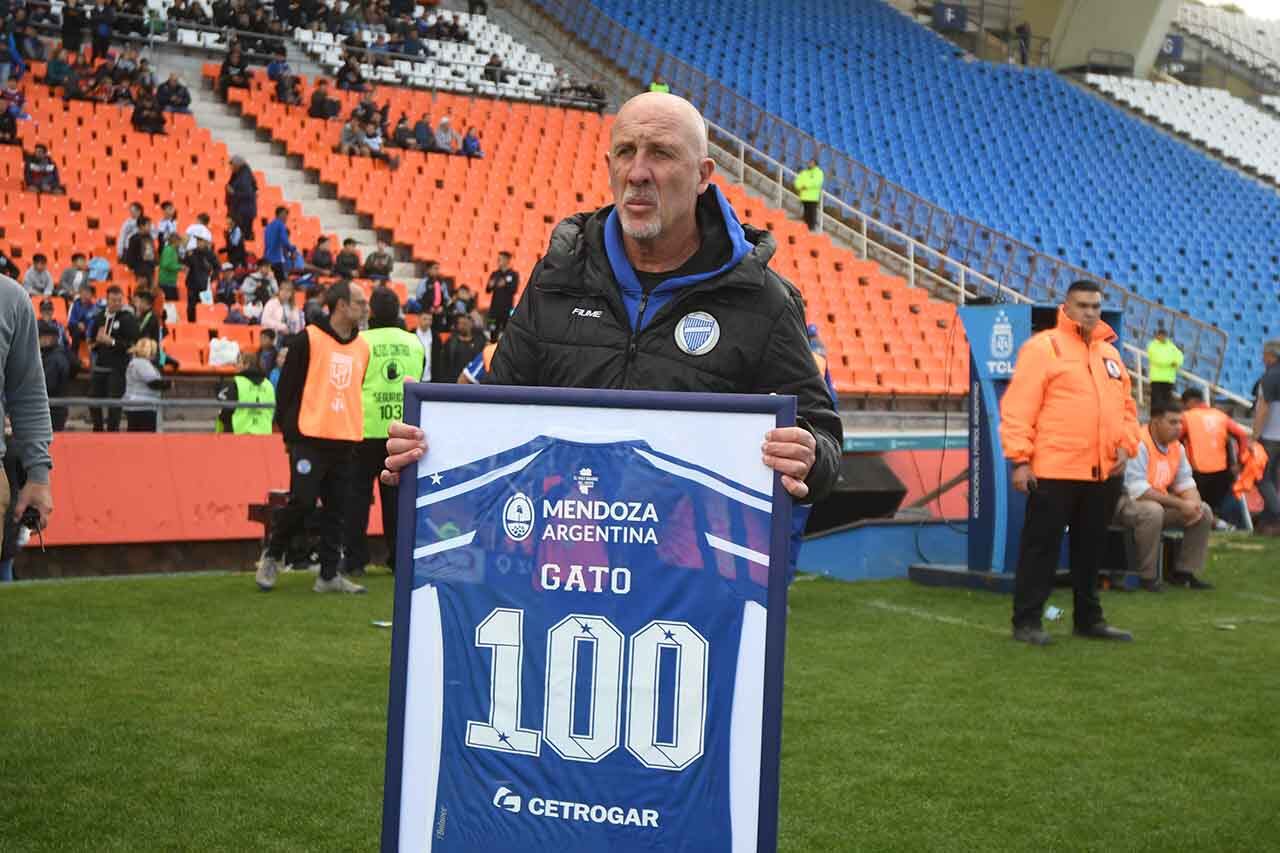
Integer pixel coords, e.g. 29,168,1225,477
2,60,340,374
1087,75,1280,184
1174,3,1280,81
546,0,1276,396
212,67,966,396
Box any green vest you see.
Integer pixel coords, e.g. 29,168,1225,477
795,166,824,202
1146,338,1183,384
231,375,276,435
649,81,670,93
361,327,426,439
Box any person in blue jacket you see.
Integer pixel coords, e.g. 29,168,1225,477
262,206,297,283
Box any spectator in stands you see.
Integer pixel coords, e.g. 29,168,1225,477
89,1,114,61
156,201,179,241
1180,387,1252,520
461,127,483,159
308,78,341,119
0,104,17,145
484,251,518,337
214,263,240,307
156,74,191,112
482,54,509,85
57,254,90,299
412,259,448,314
226,156,258,240
336,55,365,92
307,236,335,276
277,72,302,106
338,116,369,156
132,288,161,344
156,232,181,302
266,51,291,82
468,0,488,14
131,87,166,134
391,113,415,149
37,300,70,352
1254,340,1280,535
2,79,29,120
184,212,213,253
648,75,669,94
363,240,394,280
362,120,400,169
22,254,53,296
413,113,436,152
260,278,304,337
89,284,138,432
221,213,246,269
183,234,218,322
23,145,65,194
0,251,19,281
334,238,362,278
39,320,71,431
794,158,824,232
135,59,155,90
413,303,433,376
216,351,276,434
125,215,158,286
68,282,97,355
1112,400,1214,590
113,48,139,84
434,115,459,154
1146,326,1183,411
218,45,251,97
351,92,383,130
43,49,73,88
122,337,168,432
241,258,279,306
258,328,278,373
435,310,483,383
61,0,88,58
117,202,143,261
254,280,370,595
1015,22,1031,65
263,206,298,282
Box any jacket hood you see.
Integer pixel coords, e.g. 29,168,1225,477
238,367,267,383
1055,304,1117,345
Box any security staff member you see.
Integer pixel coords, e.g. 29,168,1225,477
484,251,519,337
216,352,276,434
794,158,824,232
255,281,370,594
1146,326,1183,411
346,287,426,576
1179,387,1250,516
1001,280,1140,645
382,93,842,513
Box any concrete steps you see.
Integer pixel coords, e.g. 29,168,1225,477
165,56,418,281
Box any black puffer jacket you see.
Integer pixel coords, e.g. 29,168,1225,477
488,194,843,503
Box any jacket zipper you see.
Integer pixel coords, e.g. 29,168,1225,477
621,292,650,387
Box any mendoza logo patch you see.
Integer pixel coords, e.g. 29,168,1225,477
674,311,720,356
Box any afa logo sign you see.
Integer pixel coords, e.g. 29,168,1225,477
990,311,1014,360
502,493,535,541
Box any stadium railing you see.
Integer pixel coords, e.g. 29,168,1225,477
48,397,274,433
522,0,1231,391
707,117,1248,409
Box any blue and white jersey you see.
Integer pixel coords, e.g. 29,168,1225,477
398,436,775,853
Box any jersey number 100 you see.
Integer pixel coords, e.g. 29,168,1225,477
465,608,709,771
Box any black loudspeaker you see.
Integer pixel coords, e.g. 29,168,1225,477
804,454,908,534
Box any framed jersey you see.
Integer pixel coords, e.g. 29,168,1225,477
381,385,795,853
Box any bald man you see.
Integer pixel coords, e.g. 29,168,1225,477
382,92,842,504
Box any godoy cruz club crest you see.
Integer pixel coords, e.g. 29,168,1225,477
674,312,720,356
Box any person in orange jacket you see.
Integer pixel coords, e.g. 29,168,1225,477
1000,280,1140,645
1179,388,1252,518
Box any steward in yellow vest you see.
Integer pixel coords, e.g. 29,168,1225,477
216,352,276,434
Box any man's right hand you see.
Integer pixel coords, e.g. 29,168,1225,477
1012,463,1037,494
381,421,428,486
1180,498,1204,526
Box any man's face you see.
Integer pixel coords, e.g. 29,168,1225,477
606,98,712,243
34,260,46,271
497,254,509,270
1152,411,1183,445
35,147,47,159
129,204,142,219
79,287,93,303
75,257,88,270
278,209,288,222
39,305,53,321
106,291,123,312
455,314,472,335
1063,289,1103,335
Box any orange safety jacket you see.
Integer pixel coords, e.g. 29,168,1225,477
1000,306,1140,481
1233,442,1269,498
1139,424,1184,494
297,324,370,442
1180,403,1250,475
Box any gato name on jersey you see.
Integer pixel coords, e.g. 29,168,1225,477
540,498,660,545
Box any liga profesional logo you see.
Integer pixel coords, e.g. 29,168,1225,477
503,493,535,541
674,312,720,356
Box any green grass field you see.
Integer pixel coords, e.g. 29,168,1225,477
2,535,1279,852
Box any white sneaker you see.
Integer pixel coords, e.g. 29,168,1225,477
255,553,282,591
314,573,367,594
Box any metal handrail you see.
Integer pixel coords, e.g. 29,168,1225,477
1171,16,1280,81
709,119,1252,408
528,0,1230,389
50,396,274,433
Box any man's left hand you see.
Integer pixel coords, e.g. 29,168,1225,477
1110,446,1130,477
763,427,816,499
13,482,53,529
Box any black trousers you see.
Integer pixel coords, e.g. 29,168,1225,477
266,440,356,580
489,296,513,337
802,200,819,230
1149,381,1175,412
1013,476,1122,630
125,410,157,432
1192,469,1235,517
89,367,125,431
345,438,400,573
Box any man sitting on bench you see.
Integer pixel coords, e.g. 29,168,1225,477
1112,399,1215,591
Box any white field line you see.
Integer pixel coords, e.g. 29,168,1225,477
1235,592,1280,606
864,599,1008,636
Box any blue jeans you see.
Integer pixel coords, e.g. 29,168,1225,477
0,558,13,582
1260,439,1280,522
